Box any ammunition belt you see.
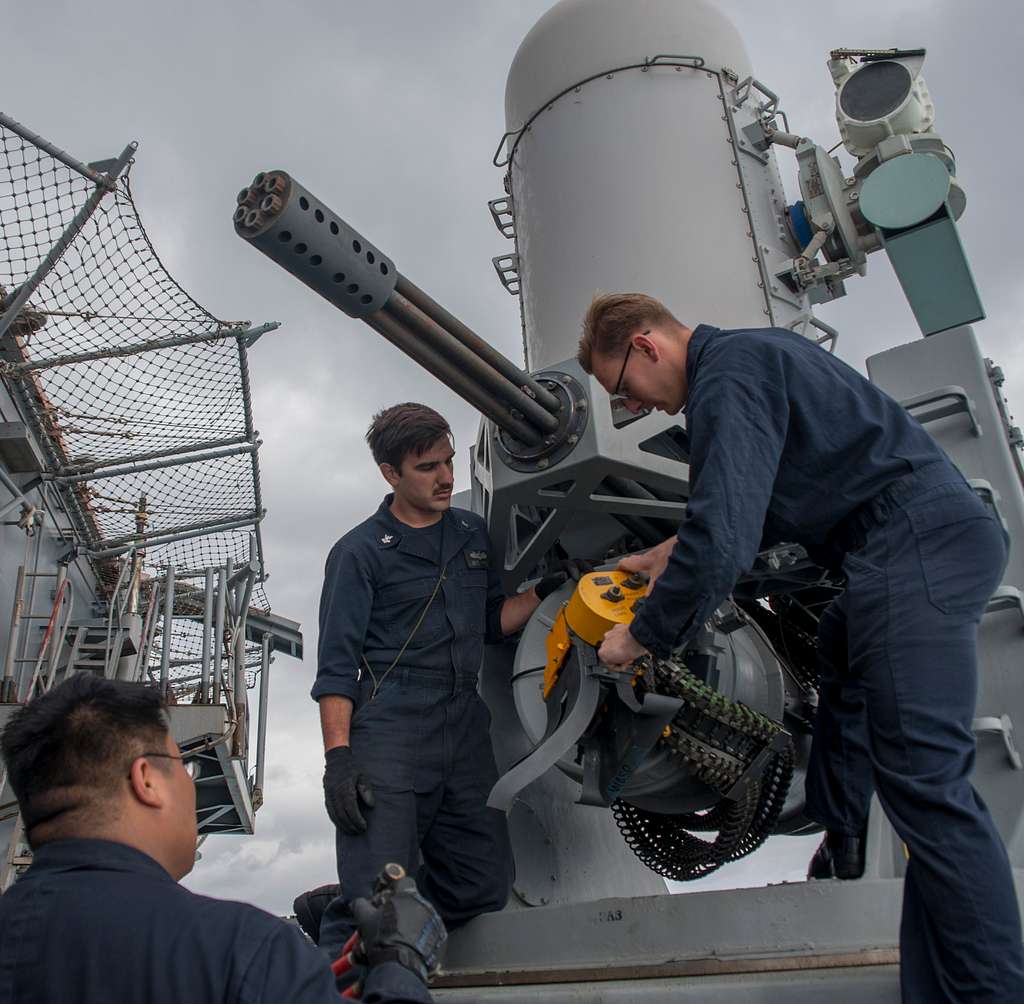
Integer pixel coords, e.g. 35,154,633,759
612,656,794,882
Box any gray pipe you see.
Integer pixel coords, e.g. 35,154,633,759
200,568,214,705
395,274,560,412
138,582,162,684
2,564,27,702
383,291,559,435
160,564,174,697
232,568,254,759
366,311,544,445
253,633,272,804
212,564,228,705
604,477,679,536
612,512,663,548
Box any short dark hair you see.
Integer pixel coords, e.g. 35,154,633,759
1,674,169,838
578,293,680,373
366,402,452,469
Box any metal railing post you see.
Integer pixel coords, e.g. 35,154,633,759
44,563,70,690
212,563,228,705
252,633,272,810
16,519,45,692
200,568,214,704
2,564,27,703
136,581,161,683
160,563,174,697
231,537,256,759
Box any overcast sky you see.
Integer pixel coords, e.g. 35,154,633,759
4,0,1022,915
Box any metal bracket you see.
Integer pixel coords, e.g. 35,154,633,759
488,645,602,811
973,715,1023,770
488,197,516,239
807,316,839,352
0,467,28,523
985,586,1024,622
724,731,792,801
901,385,981,437
732,76,780,119
969,478,997,508
492,254,521,295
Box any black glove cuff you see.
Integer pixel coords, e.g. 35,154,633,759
368,946,429,985
325,745,352,766
534,572,567,601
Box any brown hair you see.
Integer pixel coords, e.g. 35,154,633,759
366,402,452,470
577,293,680,373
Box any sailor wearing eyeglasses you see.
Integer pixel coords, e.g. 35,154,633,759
0,673,441,1003
578,291,1023,1003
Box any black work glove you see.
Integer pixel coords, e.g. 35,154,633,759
534,572,568,601
352,878,447,985
323,746,375,835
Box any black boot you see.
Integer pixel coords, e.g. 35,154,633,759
293,883,341,944
807,829,867,880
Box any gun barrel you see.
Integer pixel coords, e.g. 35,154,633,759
382,291,558,436
393,275,561,414
233,171,561,445
365,311,547,446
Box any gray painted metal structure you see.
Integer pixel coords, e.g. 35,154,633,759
233,0,1021,997
0,114,303,884
436,3,1018,997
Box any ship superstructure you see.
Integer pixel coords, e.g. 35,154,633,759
0,112,301,887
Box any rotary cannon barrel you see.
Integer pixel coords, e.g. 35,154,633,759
233,170,561,446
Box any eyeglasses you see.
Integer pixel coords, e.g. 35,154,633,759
612,342,633,397
612,331,648,398
134,752,199,780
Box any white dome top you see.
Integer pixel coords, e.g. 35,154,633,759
505,0,753,130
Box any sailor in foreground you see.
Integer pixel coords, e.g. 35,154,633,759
0,674,443,1004
310,403,564,956
580,293,1024,1003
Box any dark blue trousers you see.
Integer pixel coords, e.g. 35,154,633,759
320,667,512,960
806,466,1024,1002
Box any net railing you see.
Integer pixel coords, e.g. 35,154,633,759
0,113,273,690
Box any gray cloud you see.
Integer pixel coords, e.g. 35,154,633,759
4,0,1021,914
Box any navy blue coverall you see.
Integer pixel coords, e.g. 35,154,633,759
628,324,1024,1003
0,838,432,1004
313,498,512,957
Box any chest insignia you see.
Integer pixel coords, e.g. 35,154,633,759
465,550,490,569
378,533,399,548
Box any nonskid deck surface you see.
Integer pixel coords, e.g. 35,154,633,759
433,965,902,1003
434,876,912,998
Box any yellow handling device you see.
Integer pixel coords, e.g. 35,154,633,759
543,570,648,698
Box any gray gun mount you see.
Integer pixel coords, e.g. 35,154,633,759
233,171,591,462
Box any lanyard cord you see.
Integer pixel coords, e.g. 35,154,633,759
362,554,453,700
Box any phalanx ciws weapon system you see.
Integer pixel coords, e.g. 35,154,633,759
233,163,810,880
235,1,1024,997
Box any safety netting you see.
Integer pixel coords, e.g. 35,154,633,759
0,115,272,692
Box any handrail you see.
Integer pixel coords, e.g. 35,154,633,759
133,581,163,683
102,555,134,679
22,576,74,701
